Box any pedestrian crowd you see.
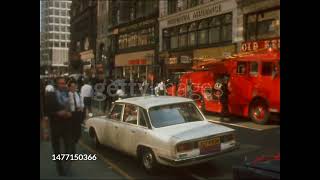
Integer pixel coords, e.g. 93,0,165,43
40,74,169,176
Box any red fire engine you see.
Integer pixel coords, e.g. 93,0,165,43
166,48,280,124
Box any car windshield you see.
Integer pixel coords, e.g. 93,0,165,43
148,102,204,128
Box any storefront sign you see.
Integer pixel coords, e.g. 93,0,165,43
80,49,94,61
162,0,235,28
167,57,178,64
193,45,236,60
128,59,147,65
241,38,280,52
115,50,154,67
180,56,192,64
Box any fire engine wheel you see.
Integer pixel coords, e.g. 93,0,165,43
249,100,270,125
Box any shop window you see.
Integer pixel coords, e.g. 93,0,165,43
261,62,273,76
128,32,137,48
246,8,280,40
237,62,247,75
249,62,258,76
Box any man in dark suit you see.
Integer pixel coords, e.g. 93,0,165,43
46,77,73,176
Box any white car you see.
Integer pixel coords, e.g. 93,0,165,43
86,96,238,173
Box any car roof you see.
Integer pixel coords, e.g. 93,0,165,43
116,96,194,109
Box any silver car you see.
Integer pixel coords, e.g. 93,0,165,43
86,96,238,173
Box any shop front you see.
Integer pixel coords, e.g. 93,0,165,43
159,0,237,79
115,50,155,80
164,51,193,80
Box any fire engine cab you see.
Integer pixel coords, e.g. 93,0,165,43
167,48,280,124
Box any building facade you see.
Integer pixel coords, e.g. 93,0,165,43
40,0,72,75
69,0,97,74
158,0,238,79
96,0,111,77
107,0,159,81
235,0,280,53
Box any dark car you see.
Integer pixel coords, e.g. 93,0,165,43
233,153,280,180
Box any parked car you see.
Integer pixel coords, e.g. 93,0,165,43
86,96,239,173
233,153,280,180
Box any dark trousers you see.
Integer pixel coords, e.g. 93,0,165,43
159,90,165,96
83,97,92,113
71,111,82,143
50,118,75,175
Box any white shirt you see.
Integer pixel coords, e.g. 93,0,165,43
157,82,165,91
69,91,84,112
80,84,93,98
45,84,54,93
116,89,125,97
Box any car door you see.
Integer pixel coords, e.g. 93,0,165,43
105,103,124,149
118,105,150,156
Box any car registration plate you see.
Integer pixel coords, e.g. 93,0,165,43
199,137,221,155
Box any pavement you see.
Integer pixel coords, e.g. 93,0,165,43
40,140,124,180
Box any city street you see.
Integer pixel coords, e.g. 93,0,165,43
76,113,280,180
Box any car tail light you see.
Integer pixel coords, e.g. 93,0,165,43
176,142,194,153
221,133,235,143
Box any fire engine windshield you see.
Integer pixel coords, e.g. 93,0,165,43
148,102,204,128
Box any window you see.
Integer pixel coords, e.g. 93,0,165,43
198,20,209,45
178,25,188,48
55,9,59,16
61,10,66,16
170,28,179,49
128,32,137,48
61,26,66,32
261,62,273,76
61,18,66,24
168,0,178,14
237,62,247,75
188,22,197,46
249,62,258,76
61,42,66,47
109,104,123,121
138,108,148,127
55,1,59,8
123,104,138,125
149,103,204,128
221,14,232,41
54,26,59,32
163,29,170,50
246,8,280,40
188,0,198,8
54,33,59,40
54,42,59,47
